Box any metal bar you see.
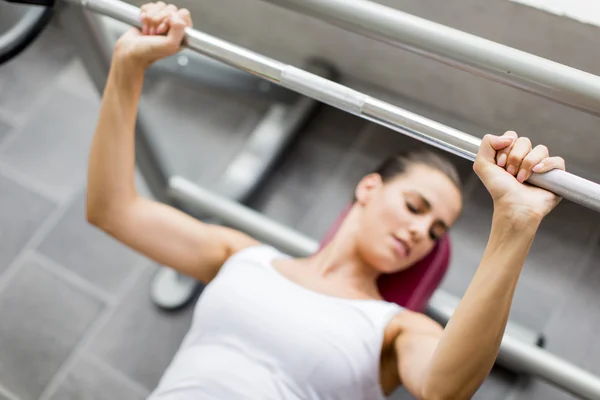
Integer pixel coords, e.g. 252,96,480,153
169,176,318,256
168,175,600,400
260,0,600,119
62,0,600,214
97,14,300,104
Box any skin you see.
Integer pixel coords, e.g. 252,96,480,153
86,4,566,399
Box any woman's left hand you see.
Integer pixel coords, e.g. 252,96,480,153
474,131,565,223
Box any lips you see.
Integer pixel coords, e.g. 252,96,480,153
391,236,411,259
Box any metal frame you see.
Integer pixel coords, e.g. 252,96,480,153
29,0,600,398
169,175,600,400
99,16,303,105
0,1,53,65
63,0,600,215
261,0,600,119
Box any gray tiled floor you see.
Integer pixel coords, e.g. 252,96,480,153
87,265,197,391
37,193,147,296
0,24,75,122
1,10,600,400
0,119,11,143
0,257,104,400
0,85,101,202
0,174,56,274
47,354,149,400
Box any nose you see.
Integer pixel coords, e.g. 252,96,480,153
409,217,431,243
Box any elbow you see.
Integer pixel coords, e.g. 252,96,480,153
86,203,111,230
85,187,137,230
420,390,457,400
419,388,445,400
420,383,473,400
85,197,127,233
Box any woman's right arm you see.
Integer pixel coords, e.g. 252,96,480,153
86,5,258,283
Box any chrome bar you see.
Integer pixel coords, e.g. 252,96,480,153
168,175,600,400
63,0,600,213
261,0,600,119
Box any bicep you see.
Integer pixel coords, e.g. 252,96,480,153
394,315,443,399
96,197,258,282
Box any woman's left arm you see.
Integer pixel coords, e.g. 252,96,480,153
393,132,565,400
393,217,538,400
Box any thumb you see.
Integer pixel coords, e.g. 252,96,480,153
167,15,187,45
477,134,514,163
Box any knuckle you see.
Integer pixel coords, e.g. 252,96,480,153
521,155,536,168
518,136,532,147
179,8,191,19
507,151,521,163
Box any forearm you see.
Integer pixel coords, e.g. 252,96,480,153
87,54,145,223
422,211,539,399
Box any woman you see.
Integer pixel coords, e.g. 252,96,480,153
86,3,565,399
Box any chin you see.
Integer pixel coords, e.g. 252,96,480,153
367,248,412,275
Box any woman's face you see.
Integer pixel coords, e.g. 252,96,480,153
355,163,463,274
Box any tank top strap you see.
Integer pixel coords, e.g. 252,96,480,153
221,244,285,271
222,244,404,326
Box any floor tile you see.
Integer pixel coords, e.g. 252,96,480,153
87,265,196,391
0,256,104,400
0,86,100,201
0,174,56,275
55,58,101,104
251,106,367,230
0,22,74,119
298,151,376,239
37,193,148,295
47,354,148,400
0,119,11,145
141,77,269,186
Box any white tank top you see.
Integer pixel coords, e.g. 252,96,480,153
148,245,403,400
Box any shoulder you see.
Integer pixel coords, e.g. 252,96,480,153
211,226,261,260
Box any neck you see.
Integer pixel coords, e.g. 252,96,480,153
306,205,381,299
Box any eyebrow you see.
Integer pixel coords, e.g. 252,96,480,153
417,193,449,231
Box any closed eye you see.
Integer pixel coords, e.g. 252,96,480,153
406,201,420,214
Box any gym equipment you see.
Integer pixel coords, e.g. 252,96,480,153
20,0,600,214
3,0,600,398
0,0,52,64
261,0,600,118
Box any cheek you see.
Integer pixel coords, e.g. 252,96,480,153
409,241,436,264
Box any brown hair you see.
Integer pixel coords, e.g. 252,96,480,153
374,148,462,192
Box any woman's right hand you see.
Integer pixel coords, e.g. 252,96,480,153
473,131,564,225
114,2,192,70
